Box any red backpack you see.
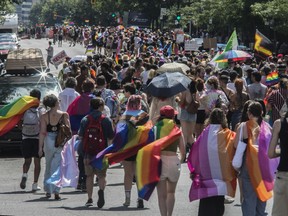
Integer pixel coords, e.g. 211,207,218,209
83,114,106,155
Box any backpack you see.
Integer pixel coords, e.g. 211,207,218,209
101,89,119,118
22,108,40,137
186,94,199,114
83,114,106,155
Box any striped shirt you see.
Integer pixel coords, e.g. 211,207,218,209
267,88,288,123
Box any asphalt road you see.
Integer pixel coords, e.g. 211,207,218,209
0,38,274,216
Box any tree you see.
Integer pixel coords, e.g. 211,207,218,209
251,0,288,35
29,3,43,26
0,0,18,24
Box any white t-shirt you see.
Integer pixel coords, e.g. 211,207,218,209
59,88,80,111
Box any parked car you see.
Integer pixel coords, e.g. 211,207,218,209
0,41,18,62
0,33,19,45
0,62,61,149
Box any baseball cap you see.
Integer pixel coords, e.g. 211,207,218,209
160,105,178,119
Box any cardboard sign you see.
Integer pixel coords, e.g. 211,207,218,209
203,38,217,49
51,50,68,67
185,40,199,51
176,34,184,44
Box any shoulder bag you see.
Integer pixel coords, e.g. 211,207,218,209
232,123,247,170
55,114,72,148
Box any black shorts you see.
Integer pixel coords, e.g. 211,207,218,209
21,138,40,159
196,110,206,124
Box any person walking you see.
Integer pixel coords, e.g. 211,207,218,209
155,105,185,216
233,101,278,216
268,98,288,216
46,41,54,70
58,77,80,112
177,78,198,154
38,94,71,200
20,89,44,192
187,108,237,216
78,97,114,208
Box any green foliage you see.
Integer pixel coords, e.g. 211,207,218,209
251,0,288,34
26,0,288,37
0,0,16,24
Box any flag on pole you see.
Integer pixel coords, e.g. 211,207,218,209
224,29,238,52
254,29,273,59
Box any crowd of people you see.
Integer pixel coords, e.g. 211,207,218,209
17,25,288,216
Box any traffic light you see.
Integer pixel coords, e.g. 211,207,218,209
53,12,57,20
111,13,116,18
176,13,181,21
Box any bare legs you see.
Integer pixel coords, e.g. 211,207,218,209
180,120,196,147
22,157,41,183
157,179,178,216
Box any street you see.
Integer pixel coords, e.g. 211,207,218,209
0,38,273,216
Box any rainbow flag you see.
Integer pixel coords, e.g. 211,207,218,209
245,120,279,202
115,54,119,64
187,124,237,201
136,119,181,201
266,71,279,87
0,96,39,136
90,120,154,170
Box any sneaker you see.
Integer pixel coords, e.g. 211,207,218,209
123,198,130,207
54,193,61,200
85,198,93,207
46,193,51,198
97,189,105,208
137,199,144,209
32,183,41,192
20,175,27,189
224,196,235,204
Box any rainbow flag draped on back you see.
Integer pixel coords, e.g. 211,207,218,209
266,71,279,87
136,119,181,201
90,120,154,170
0,96,39,136
187,124,237,201
246,120,279,202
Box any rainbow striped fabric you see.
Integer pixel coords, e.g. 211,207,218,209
90,120,154,170
0,96,39,136
136,119,181,201
245,120,279,202
187,124,237,201
266,71,279,87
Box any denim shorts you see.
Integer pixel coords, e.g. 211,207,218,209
179,108,197,122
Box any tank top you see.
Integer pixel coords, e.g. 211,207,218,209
162,140,179,152
278,118,288,172
46,113,62,133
